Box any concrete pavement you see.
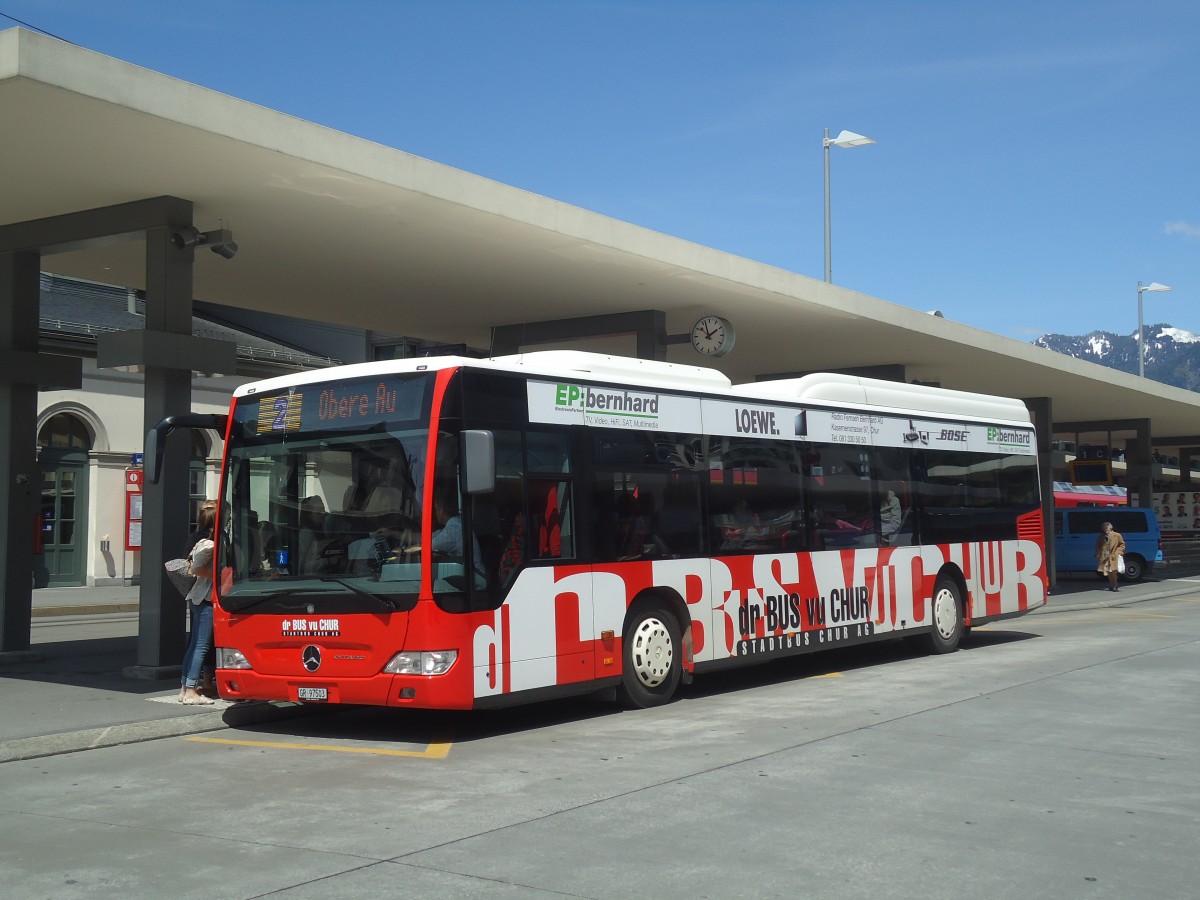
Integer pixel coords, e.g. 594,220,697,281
3,571,1199,765
3,584,326,763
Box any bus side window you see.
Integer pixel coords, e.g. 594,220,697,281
615,491,652,560
658,482,702,557
709,434,802,555
498,512,526,586
872,447,914,548
492,430,527,588
533,482,564,559
591,429,700,563
805,443,876,549
469,493,504,588
526,429,573,561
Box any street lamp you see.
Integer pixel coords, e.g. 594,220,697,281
1137,281,1172,377
823,128,875,283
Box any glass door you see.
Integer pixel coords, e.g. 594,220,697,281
36,454,89,587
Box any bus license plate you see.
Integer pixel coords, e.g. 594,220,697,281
297,687,328,702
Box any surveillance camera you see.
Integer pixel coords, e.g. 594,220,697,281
210,240,238,260
197,227,237,260
170,227,202,250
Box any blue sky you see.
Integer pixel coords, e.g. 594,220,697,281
5,1,1198,342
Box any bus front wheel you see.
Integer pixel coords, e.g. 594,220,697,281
618,604,682,708
924,577,963,654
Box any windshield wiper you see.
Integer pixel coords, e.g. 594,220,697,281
316,576,398,611
221,588,339,613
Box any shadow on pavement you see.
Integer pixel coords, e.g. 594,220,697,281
1050,562,1200,599
0,635,167,694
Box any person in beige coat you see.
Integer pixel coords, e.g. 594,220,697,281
1095,521,1126,592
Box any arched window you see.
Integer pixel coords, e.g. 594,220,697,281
38,413,93,451
191,430,209,461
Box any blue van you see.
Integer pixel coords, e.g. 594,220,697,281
1053,507,1163,581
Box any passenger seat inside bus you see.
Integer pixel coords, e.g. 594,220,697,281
535,485,562,560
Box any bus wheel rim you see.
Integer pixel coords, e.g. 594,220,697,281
630,617,673,688
933,588,958,640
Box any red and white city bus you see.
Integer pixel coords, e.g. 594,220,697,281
152,351,1047,709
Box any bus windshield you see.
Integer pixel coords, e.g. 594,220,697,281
220,372,434,614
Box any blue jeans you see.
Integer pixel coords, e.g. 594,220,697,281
181,600,214,688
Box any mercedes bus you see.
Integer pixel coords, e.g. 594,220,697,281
149,351,1047,709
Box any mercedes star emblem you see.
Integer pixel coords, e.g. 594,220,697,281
302,645,321,672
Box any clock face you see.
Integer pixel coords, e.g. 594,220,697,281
691,315,734,357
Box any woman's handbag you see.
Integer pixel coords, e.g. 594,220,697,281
1117,555,1126,575
164,557,196,598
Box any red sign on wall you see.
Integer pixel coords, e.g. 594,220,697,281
125,468,143,550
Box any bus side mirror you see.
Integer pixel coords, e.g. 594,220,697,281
145,425,163,485
461,429,495,494
145,414,227,484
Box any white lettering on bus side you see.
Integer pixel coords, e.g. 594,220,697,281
470,539,1046,699
474,567,595,698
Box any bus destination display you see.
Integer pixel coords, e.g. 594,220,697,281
252,376,426,434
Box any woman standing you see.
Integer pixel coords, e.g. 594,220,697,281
180,500,218,704
1095,521,1126,593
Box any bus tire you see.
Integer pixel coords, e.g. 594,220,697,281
617,603,682,708
924,576,963,654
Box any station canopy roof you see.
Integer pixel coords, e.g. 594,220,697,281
4,27,1200,443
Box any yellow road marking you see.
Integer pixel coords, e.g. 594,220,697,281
810,672,843,679
184,735,451,758
1042,612,1175,624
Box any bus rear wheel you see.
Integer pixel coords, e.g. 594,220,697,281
617,604,681,708
924,577,963,654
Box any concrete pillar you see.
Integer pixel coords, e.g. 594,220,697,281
1178,447,1200,486
1123,420,1152,508
0,251,41,657
1023,396,1055,587
129,224,196,674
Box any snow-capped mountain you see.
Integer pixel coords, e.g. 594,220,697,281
1033,323,1200,390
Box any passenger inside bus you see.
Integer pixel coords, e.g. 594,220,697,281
297,496,328,574
342,457,385,513
717,499,772,551
259,519,280,568
403,488,485,582
814,506,875,549
880,490,902,545
613,490,673,560
498,513,525,586
341,453,415,519
616,491,651,560
344,483,414,572
235,509,265,577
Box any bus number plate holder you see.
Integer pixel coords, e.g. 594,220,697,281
298,687,328,702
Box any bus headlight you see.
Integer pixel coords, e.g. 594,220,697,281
216,647,252,670
383,650,458,676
